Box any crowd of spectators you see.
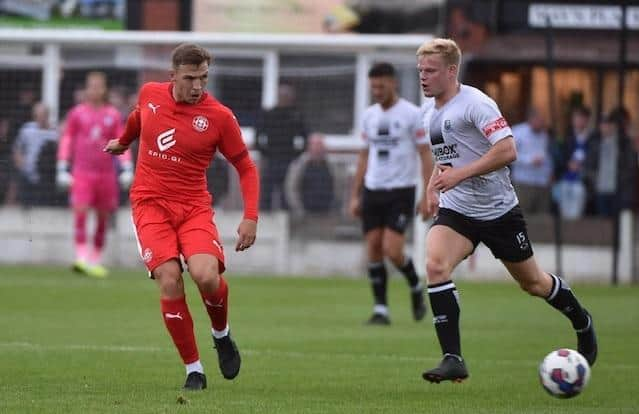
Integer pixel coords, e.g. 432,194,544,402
1,81,637,221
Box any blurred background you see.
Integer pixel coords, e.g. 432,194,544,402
0,0,637,283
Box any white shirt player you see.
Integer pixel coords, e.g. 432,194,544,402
423,84,519,220
361,98,428,190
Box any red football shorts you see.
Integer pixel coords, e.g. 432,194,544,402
131,199,225,274
71,171,119,211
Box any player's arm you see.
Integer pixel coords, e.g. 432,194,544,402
416,143,435,219
12,128,26,171
56,112,76,189
413,112,435,219
104,106,140,155
112,111,134,188
349,123,370,218
349,148,368,217
433,137,516,193
433,99,516,193
218,112,259,252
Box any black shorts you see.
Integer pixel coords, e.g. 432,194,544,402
362,186,415,234
432,205,533,263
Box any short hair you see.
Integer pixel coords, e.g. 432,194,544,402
368,62,396,78
572,105,591,118
171,43,212,68
416,38,462,68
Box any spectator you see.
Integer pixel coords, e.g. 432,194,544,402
12,102,58,207
511,108,554,215
585,111,637,217
0,119,11,201
555,106,594,219
284,133,336,217
4,87,39,205
255,83,307,211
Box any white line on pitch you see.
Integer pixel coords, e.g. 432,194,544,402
0,341,634,370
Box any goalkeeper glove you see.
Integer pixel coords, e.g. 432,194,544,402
56,160,73,190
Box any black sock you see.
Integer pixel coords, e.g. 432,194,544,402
398,257,421,290
428,281,461,357
368,262,388,308
546,273,589,331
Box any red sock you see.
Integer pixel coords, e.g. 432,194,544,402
201,276,228,332
160,296,199,364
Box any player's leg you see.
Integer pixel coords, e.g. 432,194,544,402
382,229,426,321
484,206,597,366
364,228,390,324
71,206,90,273
422,223,474,383
133,201,205,390
86,173,119,277
502,257,597,366
180,206,240,380
361,188,390,324
83,208,110,278
153,259,206,390
69,173,92,273
382,187,425,321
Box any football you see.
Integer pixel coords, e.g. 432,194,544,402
539,349,591,398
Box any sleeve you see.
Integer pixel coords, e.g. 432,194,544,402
117,105,141,147
467,96,512,145
57,110,76,162
218,111,260,221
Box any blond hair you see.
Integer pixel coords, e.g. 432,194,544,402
416,38,461,68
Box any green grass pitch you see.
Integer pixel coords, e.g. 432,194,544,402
0,265,637,413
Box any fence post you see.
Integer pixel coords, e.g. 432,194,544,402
619,209,634,283
42,43,61,124
262,50,279,110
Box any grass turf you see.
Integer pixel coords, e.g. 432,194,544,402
0,265,637,413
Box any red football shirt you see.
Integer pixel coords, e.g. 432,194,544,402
119,82,258,219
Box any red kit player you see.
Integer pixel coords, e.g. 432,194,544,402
104,44,259,390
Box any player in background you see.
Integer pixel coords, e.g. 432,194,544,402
104,44,259,391
349,62,434,325
417,38,597,383
57,71,133,278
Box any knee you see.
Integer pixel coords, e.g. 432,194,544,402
189,262,220,290
382,243,403,266
518,273,548,297
367,239,383,260
153,264,184,298
425,257,450,283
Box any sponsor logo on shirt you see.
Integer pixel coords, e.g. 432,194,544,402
482,117,509,137
192,115,209,132
432,143,460,161
444,119,452,131
157,128,176,152
147,102,160,114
